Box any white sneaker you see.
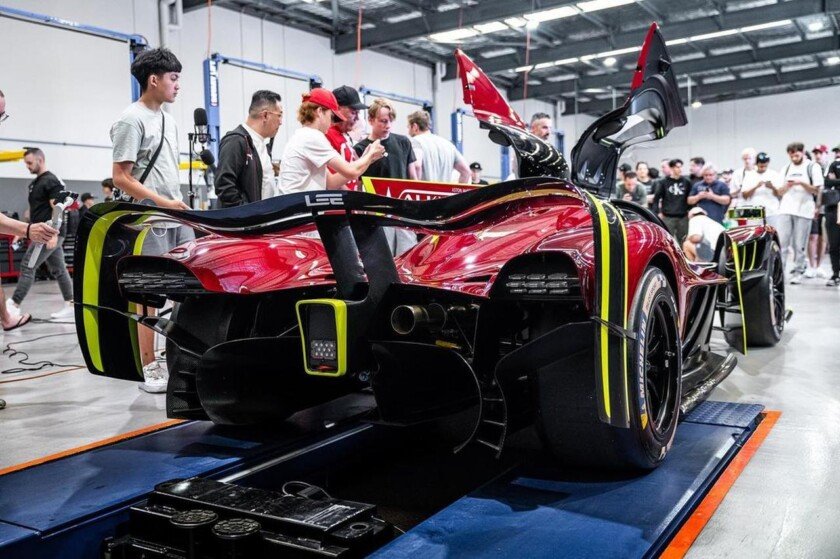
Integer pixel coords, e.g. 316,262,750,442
790,274,802,285
50,302,75,321
803,268,816,278
5,298,20,317
139,361,169,393
816,268,829,279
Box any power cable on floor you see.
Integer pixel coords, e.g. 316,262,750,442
1,331,80,374
0,366,84,384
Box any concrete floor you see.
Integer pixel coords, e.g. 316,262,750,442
0,274,838,556
688,269,840,558
0,281,169,468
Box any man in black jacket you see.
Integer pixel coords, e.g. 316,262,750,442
215,90,283,207
653,158,693,242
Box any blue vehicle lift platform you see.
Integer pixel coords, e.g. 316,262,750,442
0,400,774,558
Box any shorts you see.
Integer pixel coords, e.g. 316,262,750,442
695,239,714,262
141,223,195,256
811,213,824,236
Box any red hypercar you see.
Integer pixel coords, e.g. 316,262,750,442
75,24,784,470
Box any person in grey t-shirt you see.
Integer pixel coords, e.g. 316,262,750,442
111,48,192,394
407,110,470,183
111,49,186,208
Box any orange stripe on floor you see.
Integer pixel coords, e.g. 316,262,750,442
661,410,781,559
0,418,186,477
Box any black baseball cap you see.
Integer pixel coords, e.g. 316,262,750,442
756,152,770,163
332,86,367,110
469,162,482,171
80,192,95,202
619,163,632,172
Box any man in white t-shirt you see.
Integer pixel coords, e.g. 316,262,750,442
279,88,384,194
729,147,756,204
407,110,470,183
777,142,824,283
740,151,782,229
683,207,724,262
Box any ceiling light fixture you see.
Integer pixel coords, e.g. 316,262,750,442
596,46,641,58
504,17,527,28
576,0,636,13
690,29,739,42
523,6,578,23
691,100,702,109
740,20,793,33
603,56,617,66
807,21,825,32
474,21,508,34
429,28,479,42
826,56,840,65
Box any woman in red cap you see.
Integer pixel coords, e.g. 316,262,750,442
279,88,385,193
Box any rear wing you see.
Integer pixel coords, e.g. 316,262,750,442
73,179,585,381
79,178,579,237
75,180,637,430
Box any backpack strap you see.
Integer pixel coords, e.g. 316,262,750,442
138,111,165,185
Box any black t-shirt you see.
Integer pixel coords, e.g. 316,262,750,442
653,176,692,217
28,171,65,224
354,133,416,179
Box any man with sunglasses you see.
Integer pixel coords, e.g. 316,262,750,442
215,90,283,207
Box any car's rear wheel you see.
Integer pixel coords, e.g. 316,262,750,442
534,267,682,470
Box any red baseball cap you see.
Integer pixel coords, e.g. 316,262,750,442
812,144,829,153
303,88,346,121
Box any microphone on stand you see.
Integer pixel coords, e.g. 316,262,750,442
199,149,215,167
190,108,216,209
193,107,210,147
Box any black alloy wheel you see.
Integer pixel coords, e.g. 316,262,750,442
643,298,679,435
769,246,785,338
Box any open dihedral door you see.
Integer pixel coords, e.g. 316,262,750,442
571,23,687,197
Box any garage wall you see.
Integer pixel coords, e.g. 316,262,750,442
3,1,837,201
0,0,159,213
0,0,432,214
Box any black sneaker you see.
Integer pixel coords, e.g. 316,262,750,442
827,276,840,287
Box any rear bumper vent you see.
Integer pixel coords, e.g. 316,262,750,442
117,257,207,303
492,252,583,300
504,273,578,296
118,270,204,294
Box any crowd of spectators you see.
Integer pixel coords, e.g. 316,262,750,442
2,46,839,402
614,142,839,287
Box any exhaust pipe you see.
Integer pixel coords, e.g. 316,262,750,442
391,304,447,335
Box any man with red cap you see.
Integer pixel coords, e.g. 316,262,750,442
279,88,384,194
326,85,366,190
